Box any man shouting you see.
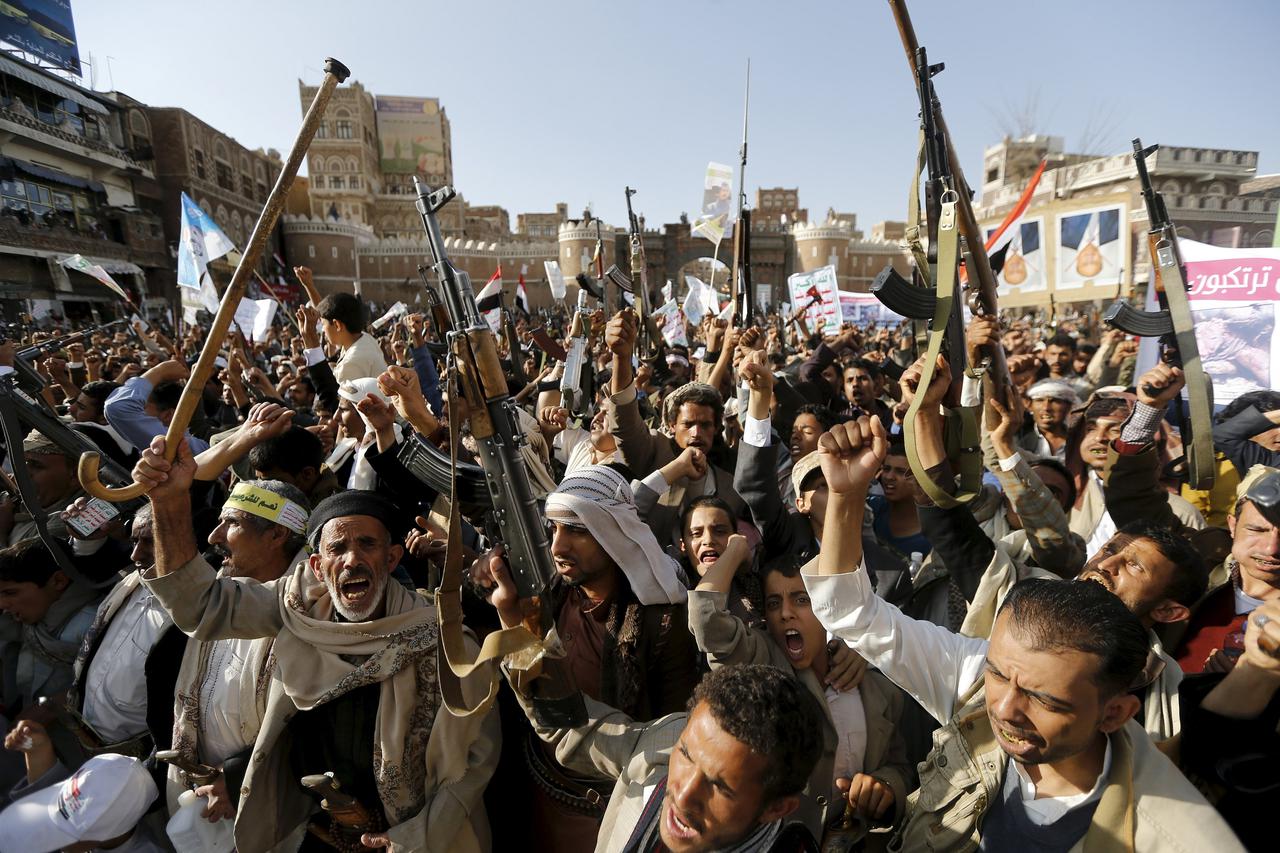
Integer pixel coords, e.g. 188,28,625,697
132,435,498,852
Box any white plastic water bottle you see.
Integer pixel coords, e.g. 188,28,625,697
166,789,236,853
908,551,925,582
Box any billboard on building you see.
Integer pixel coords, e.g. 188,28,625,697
0,1,80,73
987,217,1046,296
1055,203,1125,292
375,96,445,177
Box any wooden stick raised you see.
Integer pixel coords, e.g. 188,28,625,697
78,57,350,501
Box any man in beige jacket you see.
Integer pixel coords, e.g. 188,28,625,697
803,416,1244,852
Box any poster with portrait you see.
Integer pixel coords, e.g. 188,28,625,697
1133,239,1280,406
839,292,904,327
986,217,1046,295
1056,204,1125,291
691,162,735,244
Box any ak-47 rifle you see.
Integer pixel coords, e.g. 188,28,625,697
622,186,662,361
869,0,1010,508
559,290,592,415
731,60,755,329
594,219,611,317
1103,139,1214,489
414,177,585,727
501,298,530,388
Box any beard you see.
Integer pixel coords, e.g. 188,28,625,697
323,564,389,621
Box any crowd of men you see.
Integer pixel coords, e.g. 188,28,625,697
0,261,1276,852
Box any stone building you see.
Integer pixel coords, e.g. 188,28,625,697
0,52,167,322
283,76,915,314
517,203,569,238
791,210,913,292
976,134,1280,309
754,187,806,228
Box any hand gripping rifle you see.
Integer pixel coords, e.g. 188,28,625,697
415,177,585,727
559,289,592,415
1102,139,1215,489
623,186,662,361
869,0,1011,508
594,218,611,317
77,56,350,502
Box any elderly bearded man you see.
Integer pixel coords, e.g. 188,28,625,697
133,435,499,852
801,417,1243,852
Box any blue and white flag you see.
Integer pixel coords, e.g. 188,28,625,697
176,193,236,290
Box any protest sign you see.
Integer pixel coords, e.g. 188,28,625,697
544,260,566,300
653,300,688,347
1134,239,1280,406
691,162,735,244
786,265,841,335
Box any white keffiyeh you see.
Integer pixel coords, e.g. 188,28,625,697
545,465,687,606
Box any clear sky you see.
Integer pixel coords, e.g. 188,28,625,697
68,0,1278,233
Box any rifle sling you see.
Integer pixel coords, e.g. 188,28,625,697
1157,248,1216,490
904,130,932,288
434,340,544,718
901,200,982,509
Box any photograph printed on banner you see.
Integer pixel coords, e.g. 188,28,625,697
1056,204,1125,290
691,162,735,244
1195,302,1273,397
987,218,1046,295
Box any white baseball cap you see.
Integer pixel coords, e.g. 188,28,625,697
0,753,158,853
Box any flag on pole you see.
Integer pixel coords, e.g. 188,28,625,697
177,193,236,290
476,266,503,332
59,254,128,301
515,264,530,316
476,266,503,312
962,158,1047,283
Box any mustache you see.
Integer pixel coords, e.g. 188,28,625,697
338,566,372,583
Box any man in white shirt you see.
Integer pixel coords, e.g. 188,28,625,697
71,504,183,758
162,478,310,824
800,416,1244,851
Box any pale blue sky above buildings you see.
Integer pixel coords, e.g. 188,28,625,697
71,0,1278,232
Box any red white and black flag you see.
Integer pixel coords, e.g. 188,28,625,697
963,158,1047,282
476,265,503,312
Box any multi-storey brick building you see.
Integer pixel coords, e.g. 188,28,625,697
0,52,168,322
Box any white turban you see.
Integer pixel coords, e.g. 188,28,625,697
545,465,687,606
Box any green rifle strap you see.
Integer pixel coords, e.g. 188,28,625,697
1155,245,1216,490
903,129,931,288
901,199,982,509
